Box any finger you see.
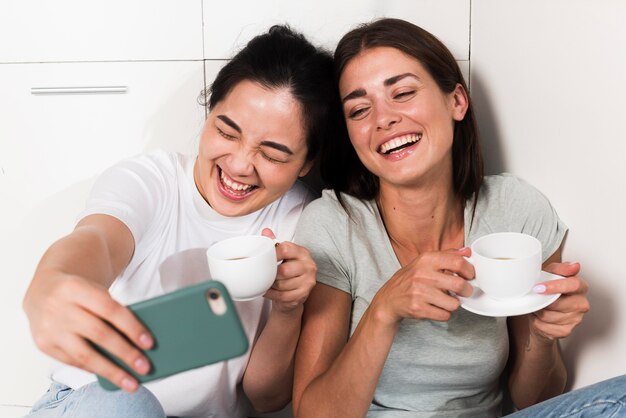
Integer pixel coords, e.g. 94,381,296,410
59,335,141,393
72,310,151,376
261,228,277,240
264,288,308,306
276,257,309,280
430,252,475,280
530,316,577,339
428,271,474,298
534,307,580,325
71,286,154,351
274,240,309,262
407,282,462,313
271,276,304,292
544,261,581,277
409,302,456,322
533,276,589,296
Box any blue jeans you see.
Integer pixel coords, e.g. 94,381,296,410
508,374,626,417
24,381,166,418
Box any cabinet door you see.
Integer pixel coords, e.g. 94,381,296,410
0,0,203,62
0,61,205,224
0,60,205,406
203,0,470,60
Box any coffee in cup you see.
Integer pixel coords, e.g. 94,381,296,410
467,232,542,300
206,235,277,301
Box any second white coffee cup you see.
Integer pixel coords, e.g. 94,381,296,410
206,235,277,301
468,232,542,300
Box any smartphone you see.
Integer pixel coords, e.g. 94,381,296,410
95,280,249,390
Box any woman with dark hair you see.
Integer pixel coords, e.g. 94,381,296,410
22,25,341,417
293,18,624,417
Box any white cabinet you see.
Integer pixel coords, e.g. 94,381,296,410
0,0,203,62
0,61,205,224
203,0,470,60
0,60,205,406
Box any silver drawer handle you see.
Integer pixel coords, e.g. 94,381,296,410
31,86,128,95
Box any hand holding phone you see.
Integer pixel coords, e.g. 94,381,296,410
95,280,249,390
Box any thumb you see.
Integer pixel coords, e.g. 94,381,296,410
261,228,276,240
544,261,581,277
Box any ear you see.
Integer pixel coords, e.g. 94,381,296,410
450,83,469,122
298,159,314,178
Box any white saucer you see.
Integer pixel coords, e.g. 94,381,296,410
459,271,562,317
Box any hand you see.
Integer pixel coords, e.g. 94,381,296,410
530,262,590,341
261,228,317,314
370,248,475,325
23,272,154,392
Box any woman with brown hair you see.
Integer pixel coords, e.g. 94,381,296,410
293,18,624,417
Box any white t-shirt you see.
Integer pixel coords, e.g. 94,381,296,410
50,150,315,417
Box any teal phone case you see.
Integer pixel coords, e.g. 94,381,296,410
96,280,249,390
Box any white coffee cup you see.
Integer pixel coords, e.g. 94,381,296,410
467,232,542,300
206,235,277,301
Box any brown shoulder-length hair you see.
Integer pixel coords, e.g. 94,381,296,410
323,18,483,206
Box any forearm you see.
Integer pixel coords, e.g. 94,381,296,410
243,305,303,413
29,225,121,292
296,307,398,418
509,318,567,408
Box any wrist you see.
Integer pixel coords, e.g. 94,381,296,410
368,297,401,331
270,303,304,320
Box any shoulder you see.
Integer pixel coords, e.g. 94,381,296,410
300,190,376,225
100,150,181,184
470,174,567,259
478,173,553,214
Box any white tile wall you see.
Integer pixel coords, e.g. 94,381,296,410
203,0,470,60
0,0,204,62
470,0,626,388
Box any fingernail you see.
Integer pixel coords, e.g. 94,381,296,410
121,377,137,391
134,358,149,374
565,261,579,266
139,333,153,349
533,284,547,294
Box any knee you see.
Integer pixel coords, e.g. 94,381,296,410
79,383,166,418
123,386,166,418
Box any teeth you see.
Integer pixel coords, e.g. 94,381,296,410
220,169,253,192
380,133,422,154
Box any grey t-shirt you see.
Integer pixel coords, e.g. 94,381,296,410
294,174,567,417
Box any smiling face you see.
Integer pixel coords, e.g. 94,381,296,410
339,46,468,190
195,80,312,217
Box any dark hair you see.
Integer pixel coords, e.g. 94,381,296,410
324,18,483,205
201,25,341,163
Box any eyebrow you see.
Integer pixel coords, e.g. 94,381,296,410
342,73,421,103
217,115,241,133
217,115,293,155
342,88,367,104
260,140,293,155
384,72,419,86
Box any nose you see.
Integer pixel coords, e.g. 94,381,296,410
375,102,401,130
228,148,255,177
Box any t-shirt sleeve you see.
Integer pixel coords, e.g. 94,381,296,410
502,175,568,262
77,151,175,245
294,196,352,296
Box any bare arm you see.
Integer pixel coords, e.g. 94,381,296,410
22,214,154,392
293,283,392,418
508,247,589,408
293,249,475,418
243,230,316,413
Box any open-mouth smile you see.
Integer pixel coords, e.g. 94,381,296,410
378,133,422,155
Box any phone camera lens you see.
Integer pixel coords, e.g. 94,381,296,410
208,290,221,300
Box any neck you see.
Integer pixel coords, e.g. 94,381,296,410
377,175,465,259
